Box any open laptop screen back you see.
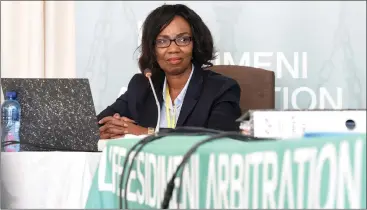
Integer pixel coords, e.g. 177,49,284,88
1,78,99,152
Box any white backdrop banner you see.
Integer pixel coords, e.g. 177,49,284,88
74,1,366,112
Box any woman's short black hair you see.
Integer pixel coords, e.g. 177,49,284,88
138,4,215,75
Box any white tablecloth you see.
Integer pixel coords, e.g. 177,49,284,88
1,152,101,209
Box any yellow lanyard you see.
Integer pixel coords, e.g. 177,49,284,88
165,85,176,128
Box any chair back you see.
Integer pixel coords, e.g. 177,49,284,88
206,65,275,113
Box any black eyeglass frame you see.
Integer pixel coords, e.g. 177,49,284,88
155,36,192,48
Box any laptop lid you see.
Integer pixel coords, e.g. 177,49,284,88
1,78,99,152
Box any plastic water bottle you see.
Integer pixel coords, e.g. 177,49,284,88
1,91,21,152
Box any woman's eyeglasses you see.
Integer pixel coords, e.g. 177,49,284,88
155,36,192,48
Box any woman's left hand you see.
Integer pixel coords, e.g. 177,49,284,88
120,121,148,136
99,114,148,139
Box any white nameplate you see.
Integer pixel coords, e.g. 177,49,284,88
251,109,366,138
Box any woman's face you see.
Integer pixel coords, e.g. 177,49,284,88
155,16,193,76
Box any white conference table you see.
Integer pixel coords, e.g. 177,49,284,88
1,152,101,209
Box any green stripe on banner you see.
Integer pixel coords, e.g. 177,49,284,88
86,134,366,209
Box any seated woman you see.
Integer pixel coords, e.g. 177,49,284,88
98,4,241,139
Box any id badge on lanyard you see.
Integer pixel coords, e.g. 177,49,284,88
165,85,176,128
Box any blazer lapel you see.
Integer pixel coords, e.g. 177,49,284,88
139,77,164,128
176,66,204,126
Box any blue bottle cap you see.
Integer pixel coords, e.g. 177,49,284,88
5,91,17,99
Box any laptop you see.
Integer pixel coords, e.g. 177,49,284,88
1,78,99,152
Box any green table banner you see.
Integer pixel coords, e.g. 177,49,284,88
86,134,366,209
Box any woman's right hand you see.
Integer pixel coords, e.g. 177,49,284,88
98,113,135,139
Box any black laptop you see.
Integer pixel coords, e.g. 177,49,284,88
1,78,99,152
